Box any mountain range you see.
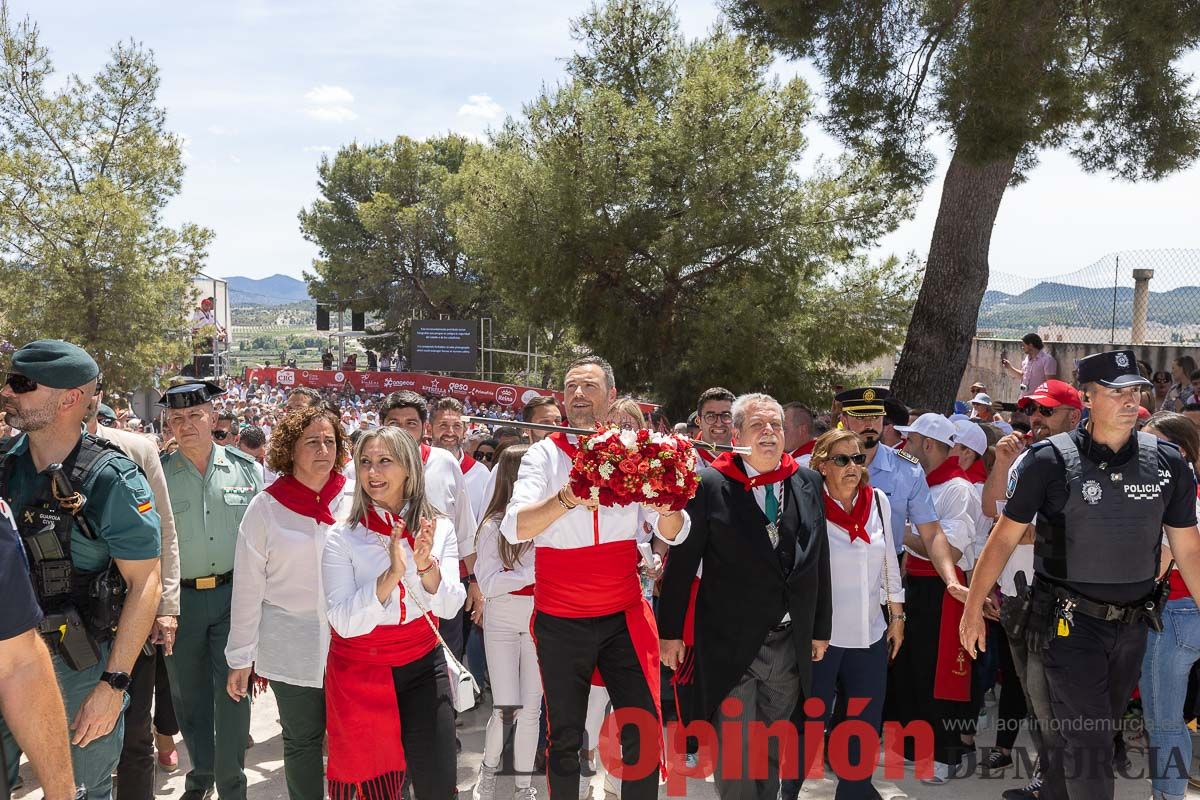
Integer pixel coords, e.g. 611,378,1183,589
221,274,311,305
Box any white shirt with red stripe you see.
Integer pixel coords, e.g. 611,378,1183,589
499,436,691,550
475,515,535,598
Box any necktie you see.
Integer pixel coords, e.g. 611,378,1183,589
764,483,779,547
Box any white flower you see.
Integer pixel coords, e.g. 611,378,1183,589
590,486,601,501
599,463,615,480
642,483,658,498
676,477,685,487
649,459,662,469
619,429,637,448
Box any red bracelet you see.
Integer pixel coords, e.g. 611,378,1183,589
417,557,439,576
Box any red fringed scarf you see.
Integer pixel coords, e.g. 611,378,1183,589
325,506,439,800
265,471,347,525
823,485,873,544
709,452,799,490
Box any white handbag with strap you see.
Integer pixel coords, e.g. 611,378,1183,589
402,577,481,713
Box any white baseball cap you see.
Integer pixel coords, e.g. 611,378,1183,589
953,419,987,456
896,413,957,447
969,392,993,406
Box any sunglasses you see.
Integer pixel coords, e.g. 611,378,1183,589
2,373,38,394
829,453,867,467
212,430,231,441
476,451,495,462
1029,404,1060,417
1154,377,1172,384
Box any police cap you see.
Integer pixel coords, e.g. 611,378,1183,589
1076,349,1152,389
97,403,117,425
8,339,99,389
836,386,890,417
157,381,225,409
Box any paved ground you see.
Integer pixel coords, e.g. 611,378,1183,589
13,688,1199,799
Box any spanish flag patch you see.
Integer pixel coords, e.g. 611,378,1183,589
137,501,153,514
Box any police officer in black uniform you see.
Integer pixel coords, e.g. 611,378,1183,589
962,349,1200,800
0,340,163,800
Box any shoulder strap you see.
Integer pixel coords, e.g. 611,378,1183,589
1047,433,1081,485
873,488,890,545
1136,431,1161,479
70,434,130,494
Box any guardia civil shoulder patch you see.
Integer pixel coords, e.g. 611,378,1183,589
895,449,919,465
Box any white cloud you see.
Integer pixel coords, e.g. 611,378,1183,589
457,94,503,121
207,125,236,136
303,145,335,153
229,154,242,164
178,133,193,163
304,85,354,106
303,84,357,123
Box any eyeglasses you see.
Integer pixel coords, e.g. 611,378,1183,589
212,430,231,441
1030,405,1060,417
476,451,495,462
702,412,733,425
1154,377,1172,384
829,453,867,467
2,373,38,394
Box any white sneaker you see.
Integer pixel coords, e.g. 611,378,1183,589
919,761,956,785
513,787,537,800
603,772,620,798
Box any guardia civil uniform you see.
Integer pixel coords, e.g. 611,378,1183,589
0,340,162,800
160,381,262,800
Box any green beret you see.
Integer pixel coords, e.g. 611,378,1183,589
10,339,99,389
97,403,117,423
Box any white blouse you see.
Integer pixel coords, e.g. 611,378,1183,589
825,488,905,649
322,513,466,639
225,482,355,688
475,515,536,599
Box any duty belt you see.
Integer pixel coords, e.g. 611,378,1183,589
182,570,234,590
1051,587,1144,625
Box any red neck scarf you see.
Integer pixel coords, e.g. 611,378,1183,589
696,448,717,465
265,471,346,526
360,504,414,547
460,452,478,474
926,456,969,488
964,458,987,485
549,431,578,459
710,452,799,491
420,443,431,464
823,485,873,544
791,440,815,459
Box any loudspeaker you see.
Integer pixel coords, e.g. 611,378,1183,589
316,306,330,331
351,311,365,331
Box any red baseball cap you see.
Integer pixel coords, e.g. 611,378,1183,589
1137,406,1151,421
1017,380,1083,411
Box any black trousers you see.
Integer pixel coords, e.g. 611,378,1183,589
995,623,1029,752
117,646,179,800
533,611,658,800
1039,612,1146,800
392,648,456,800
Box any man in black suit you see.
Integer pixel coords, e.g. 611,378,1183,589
659,392,832,800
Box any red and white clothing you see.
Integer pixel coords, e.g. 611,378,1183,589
905,458,980,572
475,516,539,788
824,487,904,649
456,450,491,523
421,445,478,563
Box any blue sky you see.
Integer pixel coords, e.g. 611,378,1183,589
13,1,1200,289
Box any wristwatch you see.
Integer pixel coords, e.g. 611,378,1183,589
100,671,131,692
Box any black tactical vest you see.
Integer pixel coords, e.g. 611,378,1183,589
0,433,126,615
1034,431,1167,585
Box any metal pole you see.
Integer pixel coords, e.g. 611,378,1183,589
1111,254,1119,345
338,307,345,368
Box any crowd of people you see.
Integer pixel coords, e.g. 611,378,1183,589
2,336,1200,800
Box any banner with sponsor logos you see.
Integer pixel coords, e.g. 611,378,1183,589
243,367,559,408
241,367,658,413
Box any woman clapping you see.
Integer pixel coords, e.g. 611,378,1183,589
322,427,466,800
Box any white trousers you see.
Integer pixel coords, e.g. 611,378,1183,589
482,593,542,787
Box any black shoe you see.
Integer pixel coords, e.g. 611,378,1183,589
1001,771,1041,800
984,748,1014,773
180,790,214,800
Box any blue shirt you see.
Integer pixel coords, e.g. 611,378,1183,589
0,497,42,640
868,444,938,552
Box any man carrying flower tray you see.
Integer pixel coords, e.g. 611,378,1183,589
500,355,692,800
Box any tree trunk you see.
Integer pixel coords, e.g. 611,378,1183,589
889,149,1016,411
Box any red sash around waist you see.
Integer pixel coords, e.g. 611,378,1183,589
326,617,439,799
510,584,535,596
906,556,971,702
533,540,664,774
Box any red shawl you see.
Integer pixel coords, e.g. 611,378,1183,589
791,440,815,459
696,448,717,466
265,471,346,525
823,485,873,544
925,456,969,488
460,452,478,474
709,452,799,490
